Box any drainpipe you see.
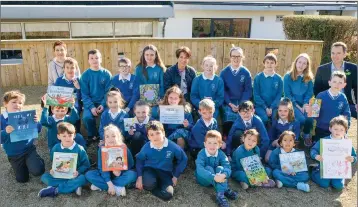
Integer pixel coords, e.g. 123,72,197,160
159,18,167,37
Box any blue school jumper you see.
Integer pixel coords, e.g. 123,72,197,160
85,145,137,190
310,136,357,190
54,75,82,113
41,143,90,194
189,118,218,150
220,65,252,122
164,111,194,141
99,109,128,140
135,65,165,98
253,72,283,123
269,119,300,149
111,74,140,110
268,147,309,188
195,149,231,192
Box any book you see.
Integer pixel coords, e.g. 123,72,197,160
123,118,136,132
52,152,78,179
101,145,128,171
46,86,74,107
240,154,268,185
159,105,185,124
140,84,159,106
7,110,38,142
320,139,352,179
279,151,308,174
308,97,321,118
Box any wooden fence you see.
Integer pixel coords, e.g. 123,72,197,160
1,38,323,87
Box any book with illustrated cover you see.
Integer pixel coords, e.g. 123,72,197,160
240,154,268,185
101,145,128,171
46,86,74,107
279,151,308,174
308,97,321,118
52,152,78,179
8,110,38,142
140,84,159,106
123,118,136,131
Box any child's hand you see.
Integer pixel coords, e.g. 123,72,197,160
33,114,39,122
91,108,98,116
73,79,80,89
214,173,226,183
227,156,232,162
41,94,48,108
70,98,76,105
136,176,143,190
172,177,178,186
315,155,323,162
305,105,313,116
5,126,14,134
97,105,104,114
98,140,104,147
229,103,238,112
50,169,54,175
129,129,135,136
272,139,279,147
113,170,121,177
290,172,296,176
346,156,354,162
221,142,226,150
266,108,272,116
33,139,38,145
73,171,79,178
107,182,115,195
124,107,130,113
183,119,189,128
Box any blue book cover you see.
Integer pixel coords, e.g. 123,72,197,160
8,110,38,142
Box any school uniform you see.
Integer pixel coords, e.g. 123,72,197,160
48,59,81,86
269,119,300,150
98,109,128,140
126,116,153,156
163,111,194,142
135,64,165,98
111,74,140,112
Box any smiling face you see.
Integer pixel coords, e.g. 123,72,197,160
199,108,214,122
329,124,346,139
4,97,24,113
52,106,68,119
230,50,243,68
204,137,220,155
239,108,254,121
134,105,150,123
202,59,216,77
104,129,121,146
107,96,120,112
278,105,289,121
168,92,180,105
54,45,67,62
144,49,156,65
88,53,102,69
295,56,308,75
118,62,130,76
263,59,276,72
243,134,258,151
331,46,347,65
57,132,75,148
148,129,165,147
64,63,76,79
178,52,189,69
329,76,346,93
280,134,295,152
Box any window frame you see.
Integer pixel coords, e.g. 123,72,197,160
192,18,251,38
1,49,23,65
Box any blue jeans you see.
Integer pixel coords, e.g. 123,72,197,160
195,166,228,193
272,169,309,188
293,106,313,136
85,169,137,190
311,167,344,190
255,107,277,124
231,167,272,186
41,173,87,194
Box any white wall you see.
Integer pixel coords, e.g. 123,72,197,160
165,9,293,39
342,10,357,17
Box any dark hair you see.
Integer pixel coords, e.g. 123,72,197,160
332,42,347,53
118,57,132,67
238,101,254,112
330,70,347,83
137,45,166,80
241,129,260,144
57,122,76,135
175,46,192,58
329,115,349,132
275,98,295,122
146,120,165,135
88,49,101,59
277,131,296,146
134,100,151,112
63,57,79,69
53,40,67,51
263,53,277,64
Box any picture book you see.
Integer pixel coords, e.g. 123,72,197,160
123,118,136,132
52,152,78,179
308,97,321,118
7,110,38,142
240,154,268,185
101,145,128,171
279,151,308,174
139,84,159,106
46,86,74,107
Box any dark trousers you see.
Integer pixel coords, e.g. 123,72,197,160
230,130,244,155
8,146,45,183
350,104,357,119
223,122,234,137
127,132,146,157
190,148,201,160
142,167,174,201
313,127,331,142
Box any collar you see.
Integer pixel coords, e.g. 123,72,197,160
52,115,65,122
230,65,241,71
134,116,150,125
278,118,288,125
146,64,156,69
150,138,168,150
202,73,215,81
328,89,340,98
203,118,214,127
330,135,345,140
62,75,76,82
2,111,9,119
280,148,294,154
109,109,121,118
118,74,131,81
331,62,345,71
298,74,304,78
61,141,76,150
263,72,275,78
205,148,218,157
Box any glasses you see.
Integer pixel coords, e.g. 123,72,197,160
231,56,242,59
119,65,130,68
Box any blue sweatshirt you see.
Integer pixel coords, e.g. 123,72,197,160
189,118,218,149
135,65,165,98
231,145,261,172
190,74,224,109
283,73,313,107
1,112,42,156
99,109,129,140
316,90,351,131
80,68,112,110
268,147,303,170
195,149,231,179
220,65,252,104
269,119,300,142
111,74,140,109
54,75,82,110
164,112,194,137
126,117,154,143
41,107,79,149
50,143,90,174
136,138,188,178
226,115,269,157
310,136,357,166
253,72,283,109
97,145,134,182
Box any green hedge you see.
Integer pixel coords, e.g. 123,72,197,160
283,15,357,64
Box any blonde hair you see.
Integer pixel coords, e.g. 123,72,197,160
199,98,215,112
2,90,25,104
106,90,126,109
104,124,124,145
289,53,314,83
201,55,218,70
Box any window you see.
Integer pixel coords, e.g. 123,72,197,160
319,10,342,16
1,23,22,40
71,22,113,38
294,11,304,15
115,22,153,37
1,50,23,65
276,15,284,22
192,18,251,38
25,22,70,39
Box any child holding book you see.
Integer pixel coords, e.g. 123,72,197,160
191,55,224,118
80,49,112,142
195,130,238,207
283,53,314,146
111,57,139,115
265,98,300,162
253,53,283,124
135,121,188,201
226,101,269,159
99,90,129,140
231,129,275,189
310,116,356,191
86,124,137,197
189,99,218,159
268,131,310,192
38,122,90,197
1,90,44,183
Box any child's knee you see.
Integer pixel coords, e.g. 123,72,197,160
204,166,215,173
127,170,138,183
30,166,45,177
143,178,157,191
264,150,272,163
215,166,224,174
40,173,51,184
331,180,344,191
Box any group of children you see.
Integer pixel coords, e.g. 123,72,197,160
0,40,356,207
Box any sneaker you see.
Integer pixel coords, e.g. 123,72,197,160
224,189,238,200
115,186,126,197
275,180,283,188
261,179,276,188
216,192,229,207
90,184,101,191
75,187,82,196
38,186,58,198
166,185,174,196
297,182,310,192
240,182,249,190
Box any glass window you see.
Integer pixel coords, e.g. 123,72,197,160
25,22,70,39
294,11,304,15
1,23,22,40
192,19,211,37
233,19,251,38
319,10,342,16
115,22,153,37
213,19,231,37
1,50,23,65
71,22,113,38
193,18,250,38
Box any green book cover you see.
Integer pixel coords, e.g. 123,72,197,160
52,152,78,179
240,154,268,185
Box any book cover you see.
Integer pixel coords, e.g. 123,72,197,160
46,86,74,107
240,154,268,185
123,118,136,132
101,145,128,171
52,152,78,179
7,110,38,143
279,151,308,174
308,97,321,118
139,84,159,106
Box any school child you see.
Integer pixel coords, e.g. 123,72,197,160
135,121,188,201
80,49,112,142
268,131,310,192
99,90,129,140
231,129,275,189
226,101,269,159
310,116,356,191
195,130,238,207
111,57,139,114
54,57,82,132
311,71,351,142
1,90,45,183
157,86,194,149
191,55,224,118
283,53,314,146
220,47,252,136
86,124,137,196
189,99,219,159
265,98,300,162
40,95,86,151
38,122,90,197
253,53,283,124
